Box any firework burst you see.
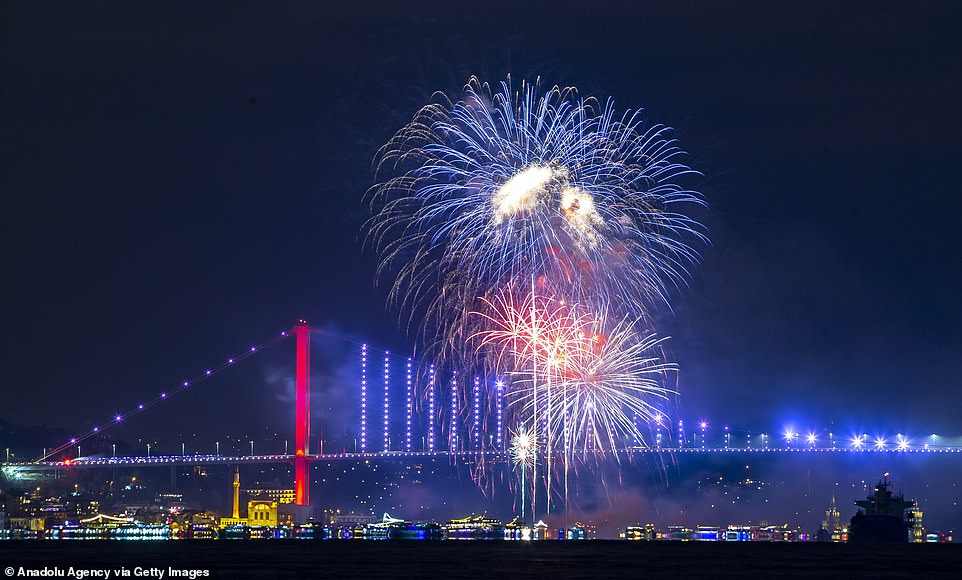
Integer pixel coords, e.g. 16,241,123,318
509,426,537,519
472,289,677,511
367,76,704,516
367,76,705,358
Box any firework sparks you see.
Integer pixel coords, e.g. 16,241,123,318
510,427,537,471
367,76,703,517
509,426,537,519
473,289,677,511
368,76,706,357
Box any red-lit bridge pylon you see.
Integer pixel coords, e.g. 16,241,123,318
293,320,311,506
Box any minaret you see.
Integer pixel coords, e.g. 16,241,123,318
232,467,240,520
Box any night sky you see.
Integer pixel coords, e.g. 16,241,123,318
3,1,962,474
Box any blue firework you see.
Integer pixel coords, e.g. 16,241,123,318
367,76,706,356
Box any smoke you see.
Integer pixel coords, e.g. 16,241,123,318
261,323,364,453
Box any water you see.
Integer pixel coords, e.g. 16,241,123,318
1,541,960,579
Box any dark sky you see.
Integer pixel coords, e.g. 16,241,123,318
2,1,962,453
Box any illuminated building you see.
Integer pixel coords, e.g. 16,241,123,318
622,523,656,541
908,502,924,543
232,468,240,518
219,468,245,527
218,469,277,528
79,513,133,529
444,514,504,540
504,516,531,540
248,498,278,528
724,525,752,541
693,525,721,541
668,525,692,541
567,526,586,540
823,495,847,542
243,488,295,505
533,520,551,540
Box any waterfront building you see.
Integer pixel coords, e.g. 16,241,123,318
503,516,530,540
667,525,692,541
693,525,721,541
622,523,657,541
217,468,278,529
725,525,752,541
248,498,278,527
444,514,504,540
908,503,924,543
244,488,295,505
823,495,847,542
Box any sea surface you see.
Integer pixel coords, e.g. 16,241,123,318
1,541,960,579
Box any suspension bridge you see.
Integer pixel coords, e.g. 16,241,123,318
2,320,960,505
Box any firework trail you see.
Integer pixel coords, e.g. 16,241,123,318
472,287,595,513
367,76,705,360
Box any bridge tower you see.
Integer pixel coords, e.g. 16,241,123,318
294,320,311,505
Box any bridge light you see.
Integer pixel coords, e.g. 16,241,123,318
806,433,817,445
874,436,886,450
897,434,909,451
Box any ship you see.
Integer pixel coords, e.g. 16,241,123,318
848,474,918,543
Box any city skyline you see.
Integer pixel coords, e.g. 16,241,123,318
2,0,962,539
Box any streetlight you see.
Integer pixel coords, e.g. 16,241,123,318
250,441,254,456
216,441,220,456
284,440,289,455
112,444,116,457
5,448,9,462
181,442,186,456
147,443,151,457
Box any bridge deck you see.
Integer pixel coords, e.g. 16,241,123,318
3,446,961,471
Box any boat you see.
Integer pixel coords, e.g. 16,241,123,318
848,475,916,543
